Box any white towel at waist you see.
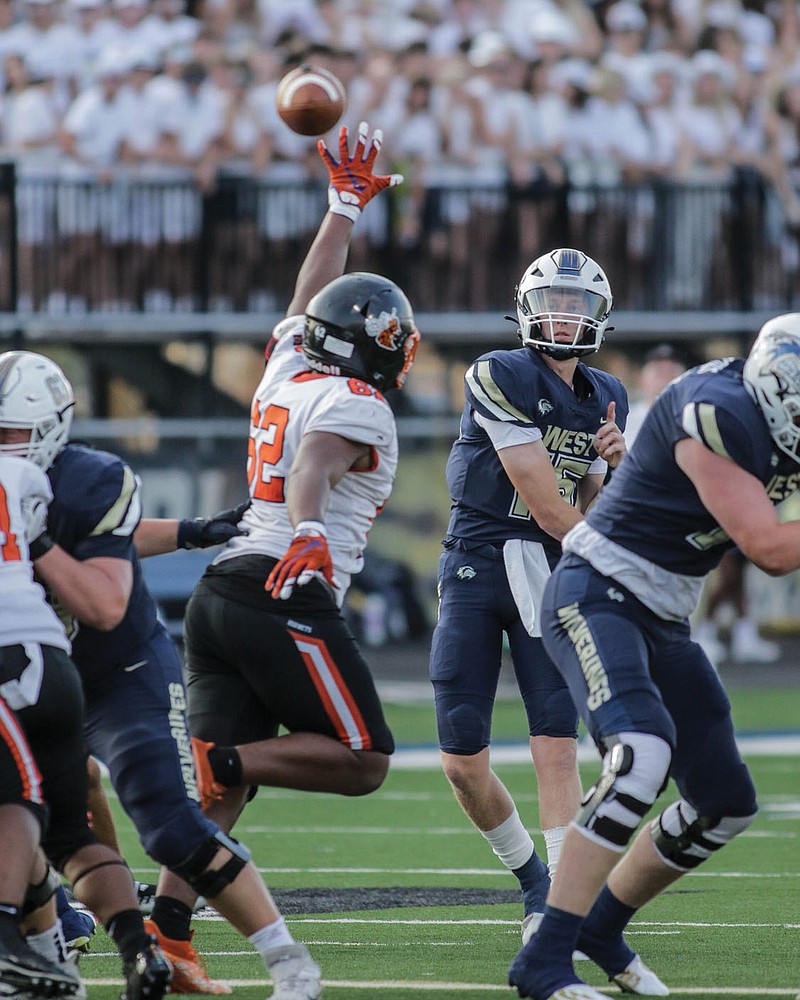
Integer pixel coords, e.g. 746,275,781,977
502,538,552,638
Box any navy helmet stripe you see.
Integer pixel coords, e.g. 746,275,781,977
555,249,581,274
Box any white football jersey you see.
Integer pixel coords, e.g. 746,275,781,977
216,316,399,598
0,456,70,652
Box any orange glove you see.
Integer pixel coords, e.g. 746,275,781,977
265,521,339,600
318,120,403,223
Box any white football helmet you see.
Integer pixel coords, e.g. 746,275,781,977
0,351,75,470
743,313,800,463
515,248,613,359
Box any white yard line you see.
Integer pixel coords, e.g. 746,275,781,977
389,734,800,769
79,978,800,995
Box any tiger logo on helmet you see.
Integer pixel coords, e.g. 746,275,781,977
303,272,420,391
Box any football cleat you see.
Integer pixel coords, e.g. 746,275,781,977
0,945,81,998
612,955,669,996
190,738,226,812
521,912,542,947
59,910,96,959
143,923,229,995
263,943,322,1000
136,884,157,917
121,937,172,1000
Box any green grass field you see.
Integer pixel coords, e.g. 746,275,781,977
79,684,799,1000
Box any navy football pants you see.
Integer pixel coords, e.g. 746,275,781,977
542,554,756,818
430,542,578,756
81,624,218,868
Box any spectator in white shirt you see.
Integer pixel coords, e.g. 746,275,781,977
668,49,741,305
0,54,60,311
152,59,226,308
208,59,272,311
141,0,199,52
66,0,120,93
6,0,81,108
57,48,130,310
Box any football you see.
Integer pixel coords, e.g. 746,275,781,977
275,64,347,137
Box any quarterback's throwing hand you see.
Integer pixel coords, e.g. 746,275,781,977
319,121,403,223
266,521,340,600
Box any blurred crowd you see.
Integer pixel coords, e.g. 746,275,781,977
4,0,800,314
3,0,800,201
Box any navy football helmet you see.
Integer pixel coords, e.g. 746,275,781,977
303,272,419,391
515,248,612,359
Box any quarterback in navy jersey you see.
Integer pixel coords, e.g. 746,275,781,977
509,315,800,1000
429,248,629,955
0,350,327,999
447,344,628,560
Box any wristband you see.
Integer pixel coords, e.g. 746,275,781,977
176,518,200,550
327,186,361,223
294,520,326,537
29,532,55,560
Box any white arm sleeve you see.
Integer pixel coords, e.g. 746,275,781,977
474,410,543,451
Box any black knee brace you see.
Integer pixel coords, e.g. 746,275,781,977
651,799,756,871
171,831,251,899
22,866,60,917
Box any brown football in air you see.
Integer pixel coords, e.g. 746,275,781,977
276,64,347,137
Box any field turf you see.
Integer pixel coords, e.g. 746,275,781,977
78,683,799,1000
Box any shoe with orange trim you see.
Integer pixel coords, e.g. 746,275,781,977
190,737,226,812
143,921,230,995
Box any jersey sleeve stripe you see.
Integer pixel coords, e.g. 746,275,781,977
697,403,733,460
467,360,533,423
682,401,733,460
289,630,372,751
89,466,141,538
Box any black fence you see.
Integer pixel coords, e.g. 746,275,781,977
0,163,797,316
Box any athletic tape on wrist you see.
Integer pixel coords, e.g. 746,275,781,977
294,520,327,537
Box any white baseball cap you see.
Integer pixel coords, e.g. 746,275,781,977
605,1,647,33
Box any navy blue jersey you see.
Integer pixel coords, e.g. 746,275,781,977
46,443,160,677
588,357,798,575
445,347,628,560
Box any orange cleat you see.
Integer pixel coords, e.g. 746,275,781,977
144,921,231,995
190,737,226,811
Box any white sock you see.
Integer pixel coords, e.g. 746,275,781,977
542,826,567,879
481,808,535,871
26,921,68,964
248,917,295,961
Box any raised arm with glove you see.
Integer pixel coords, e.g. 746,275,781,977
319,120,404,223
286,121,404,316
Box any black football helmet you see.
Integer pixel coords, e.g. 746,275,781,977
303,272,419,391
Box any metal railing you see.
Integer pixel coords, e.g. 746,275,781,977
0,164,796,316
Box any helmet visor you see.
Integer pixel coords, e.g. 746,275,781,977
520,285,608,351
522,286,608,324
